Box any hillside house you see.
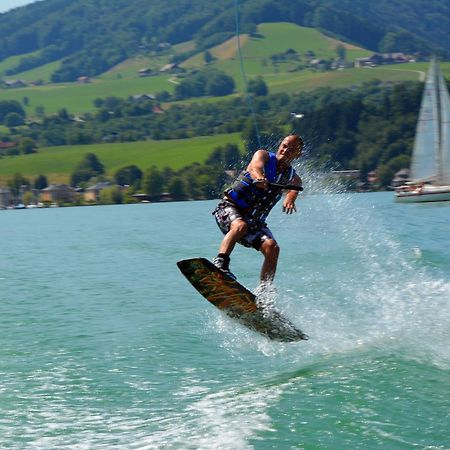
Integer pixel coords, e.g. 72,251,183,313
131,94,155,101
40,184,76,203
355,53,412,68
138,68,153,77
84,181,114,202
159,63,184,73
310,58,327,69
0,141,18,150
3,79,27,88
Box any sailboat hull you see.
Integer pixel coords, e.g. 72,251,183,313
395,186,450,203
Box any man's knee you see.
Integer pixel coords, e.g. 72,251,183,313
230,219,248,235
261,239,280,258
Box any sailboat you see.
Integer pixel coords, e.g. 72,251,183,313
395,58,450,203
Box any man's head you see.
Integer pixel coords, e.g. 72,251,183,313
276,134,303,166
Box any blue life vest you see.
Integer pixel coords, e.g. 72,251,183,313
225,152,296,223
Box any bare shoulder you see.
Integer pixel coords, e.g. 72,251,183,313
252,149,270,161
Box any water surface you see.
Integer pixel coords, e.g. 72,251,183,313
1,192,449,448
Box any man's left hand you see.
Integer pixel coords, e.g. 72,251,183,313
282,200,296,214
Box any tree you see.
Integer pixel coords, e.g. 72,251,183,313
0,100,25,124
206,71,235,96
4,112,25,127
248,77,268,96
203,50,215,64
205,147,223,166
70,153,105,186
377,154,410,187
83,153,105,174
100,186,123,204
379,30,426,53
104,96,121,109
205,143,241,169
7,173,30,196
114,165,143,188
35,105,45,117
18,138,37,154
93,98,104,108
57,108,71,121
22,191,34,206
34,174,48,190
143,166,164,196
241,118,263,155
223,143,242,169
335,44,346,61
168,177,186,200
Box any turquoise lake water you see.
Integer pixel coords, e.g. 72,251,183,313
1,191,449,449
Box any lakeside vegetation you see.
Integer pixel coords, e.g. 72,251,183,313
2,76,442,194
0,133,242,185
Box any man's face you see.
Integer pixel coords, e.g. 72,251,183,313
277,137,302,164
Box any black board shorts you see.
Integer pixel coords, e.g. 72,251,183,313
212,199,275,250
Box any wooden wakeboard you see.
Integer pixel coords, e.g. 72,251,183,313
177,257,307,342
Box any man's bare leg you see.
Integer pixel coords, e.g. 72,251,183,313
259,239,280,282
218,219,248,255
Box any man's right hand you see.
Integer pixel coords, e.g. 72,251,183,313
254,178,269,190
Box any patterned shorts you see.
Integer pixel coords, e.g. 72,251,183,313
212,200,275,250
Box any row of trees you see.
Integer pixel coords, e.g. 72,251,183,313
68,144,242,201
4,141,238,206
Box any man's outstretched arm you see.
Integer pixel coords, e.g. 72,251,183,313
282,174,302,214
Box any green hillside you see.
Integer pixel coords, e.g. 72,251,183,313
0,23,431,116
0,133,241,184
0,0,448,84
184,23,372,85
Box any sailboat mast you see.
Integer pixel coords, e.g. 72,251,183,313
437,59,450,184
435,59,443,184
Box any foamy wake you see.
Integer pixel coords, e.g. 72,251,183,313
133,375,282,449
208,172,450,369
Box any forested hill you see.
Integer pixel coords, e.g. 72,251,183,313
0,0,449,82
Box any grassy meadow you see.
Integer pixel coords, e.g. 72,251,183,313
0,76,176,116
0,133,242,185
1,23,440,117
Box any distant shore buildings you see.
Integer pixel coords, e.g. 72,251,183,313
0,182,123,209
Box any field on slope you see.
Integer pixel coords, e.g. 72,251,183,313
0,133,241,185
0,23,435,116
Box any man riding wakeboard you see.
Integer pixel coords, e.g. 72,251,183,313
212,134,303,282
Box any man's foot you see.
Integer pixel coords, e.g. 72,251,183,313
212,255,237,281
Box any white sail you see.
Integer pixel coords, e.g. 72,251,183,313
395,59,450,203
437,61,450,184
410,59,440,182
